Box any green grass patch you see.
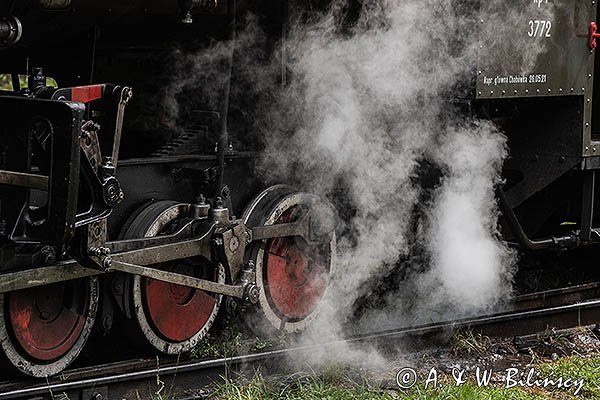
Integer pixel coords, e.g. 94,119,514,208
191,331,243,359
190,326,289,360
211,370,395,400
397,383,550,400
538,356,600,399
208,355,600,400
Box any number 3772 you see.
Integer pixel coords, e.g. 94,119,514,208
528,20,552,37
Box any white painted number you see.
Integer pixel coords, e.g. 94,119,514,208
528,20,551,38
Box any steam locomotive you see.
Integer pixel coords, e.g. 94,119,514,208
0,0,599,377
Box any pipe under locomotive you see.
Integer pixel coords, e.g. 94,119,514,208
1,0,600,377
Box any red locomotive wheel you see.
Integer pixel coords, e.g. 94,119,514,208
242,186,336,334
7,282,88,361
142,264,218,342
264,207,329,321
0,277,98,377
121,200,224,354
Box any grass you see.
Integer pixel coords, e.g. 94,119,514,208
451,329,492,357
450,328,516,358
207,355,600,400
538,356,600,399
191,331,244,359
210,371,552,400
190,326,288,359
0,74,58,91
211,369,395,400
395,384,550,400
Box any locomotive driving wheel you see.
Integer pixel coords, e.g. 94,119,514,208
120,200,224,354
243,185,336,334
0,277,99,377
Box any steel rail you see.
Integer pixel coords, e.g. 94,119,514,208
1,292,599,399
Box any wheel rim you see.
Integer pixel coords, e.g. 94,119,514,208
264,206,330,321
122,201,223,353
0,277,98,377
244,188,336,333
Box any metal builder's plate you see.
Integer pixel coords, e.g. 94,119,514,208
476,0,595,99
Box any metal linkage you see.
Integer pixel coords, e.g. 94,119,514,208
0,170,48,190
0,236,210,294
0,83,132,244
108,260,244,298
0,197,334,303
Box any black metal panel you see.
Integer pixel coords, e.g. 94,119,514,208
0,96,85,244
477,0,596,99
486,96,582,208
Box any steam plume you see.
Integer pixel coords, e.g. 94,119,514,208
257,0,517,343
164,0,526,366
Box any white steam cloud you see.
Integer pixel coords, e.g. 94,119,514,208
258,0,517,342
419,123,515,315
164,0,530,367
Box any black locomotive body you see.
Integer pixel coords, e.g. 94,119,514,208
0,0,599,377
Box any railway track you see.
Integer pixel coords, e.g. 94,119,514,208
1,282,599,400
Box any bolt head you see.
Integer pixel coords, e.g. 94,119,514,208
245,285,260,304
229,236,240,252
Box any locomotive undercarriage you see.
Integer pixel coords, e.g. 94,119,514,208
0,72,337,375
0,0,349,376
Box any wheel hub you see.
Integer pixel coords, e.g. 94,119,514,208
143,265,218,342
167,282,195,305
264,206,330,321
34,285,62,322
7,281,88,362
